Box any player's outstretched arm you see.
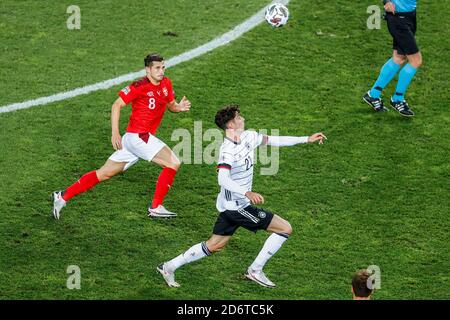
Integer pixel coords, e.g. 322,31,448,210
307,132,327,144
111,97,126,150
167,96,191,113
264,133,327,147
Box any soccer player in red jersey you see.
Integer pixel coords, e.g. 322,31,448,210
52,53,191,219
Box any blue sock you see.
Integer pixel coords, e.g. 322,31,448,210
393,63,418,102
369,58,401,99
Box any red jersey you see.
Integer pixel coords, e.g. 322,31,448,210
119,76,174,134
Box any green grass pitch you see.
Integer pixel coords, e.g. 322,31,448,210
0,0,449,299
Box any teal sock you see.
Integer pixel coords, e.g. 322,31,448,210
369,58,401,99
393,63,418,102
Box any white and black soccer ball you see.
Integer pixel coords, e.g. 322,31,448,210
265,3,289,28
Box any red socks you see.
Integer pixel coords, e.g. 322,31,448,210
62,168,176,207
151,167,177,208
63,170,100,201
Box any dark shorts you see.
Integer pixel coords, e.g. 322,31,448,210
386,11,419,56
212,205,275,236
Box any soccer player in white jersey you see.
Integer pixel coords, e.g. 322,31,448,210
157,105,326,288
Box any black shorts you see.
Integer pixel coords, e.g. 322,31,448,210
212,205,274,236
386,11,419,56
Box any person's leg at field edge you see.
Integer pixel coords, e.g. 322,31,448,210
392,51,422,102
363,50,405,112
389,51,421,116
368,50,405,99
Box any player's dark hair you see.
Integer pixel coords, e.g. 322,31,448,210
215,105,240,130
352,269,374,298
144,53,164,67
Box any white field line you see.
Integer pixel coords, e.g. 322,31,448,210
0,0,290,114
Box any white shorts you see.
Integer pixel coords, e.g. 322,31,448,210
109,132,166,170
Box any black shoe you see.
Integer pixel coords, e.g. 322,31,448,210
362,91,388,112
390,98,414,117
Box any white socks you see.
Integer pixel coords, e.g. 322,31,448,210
250,233,289,271
164,233,289,274
165,242,211,273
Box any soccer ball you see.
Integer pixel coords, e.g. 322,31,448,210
265,3,289,28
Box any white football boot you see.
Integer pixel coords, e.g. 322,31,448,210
157,263,180,287
52,191,66,220
245,268,276,288
148,205,177,218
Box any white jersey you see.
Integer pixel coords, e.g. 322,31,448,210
216,130,264,212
